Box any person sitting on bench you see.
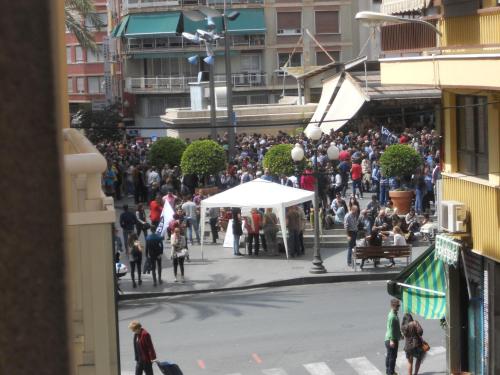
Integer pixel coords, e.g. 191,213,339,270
360,227,386,269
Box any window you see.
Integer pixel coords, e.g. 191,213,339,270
87,45,103,63
456,95,489,178
240,54,261,72
278,52,302,68
277,12,301,35
67,78,73,93
316,50,340,65
85,13,107,30
75,46,84,63
315,11,339,34
66,46,72,64
76,77,85,93
148,97,167,117
88,76,104,94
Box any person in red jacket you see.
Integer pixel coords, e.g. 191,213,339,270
300,168,316,219
149,194,163,227
129,320,157,375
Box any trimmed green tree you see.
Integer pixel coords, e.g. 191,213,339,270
379,144,423,187
263,144,306,177
148,137,186,168
180,140,226,184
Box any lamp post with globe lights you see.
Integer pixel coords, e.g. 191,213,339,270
292,126,339,274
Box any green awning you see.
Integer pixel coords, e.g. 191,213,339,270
388,245,447,320
111,15,129,38
227,9,266,35
125,12,181,38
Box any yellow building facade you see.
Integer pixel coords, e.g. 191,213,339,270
379,1,500,373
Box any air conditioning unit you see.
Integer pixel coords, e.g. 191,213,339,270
438,200,467,233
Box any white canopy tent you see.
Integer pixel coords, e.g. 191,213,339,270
200,179,315,259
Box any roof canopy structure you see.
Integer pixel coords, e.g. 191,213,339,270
200,179,315,259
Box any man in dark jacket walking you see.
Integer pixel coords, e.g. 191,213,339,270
146,226,164,286
129,320,157,375
120,204,137,255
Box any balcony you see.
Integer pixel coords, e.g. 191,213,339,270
442,172,500,260
123,0,263,10
380,21,439,55
440,10,500,49
124,34,265,53
125,72,267,93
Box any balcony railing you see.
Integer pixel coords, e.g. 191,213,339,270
381,21,438,53
125,35,265,53
123,0,263,10
214,72,267,87
125,76,198,92
125,72,267,92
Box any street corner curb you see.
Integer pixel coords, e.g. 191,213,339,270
118,271,399,301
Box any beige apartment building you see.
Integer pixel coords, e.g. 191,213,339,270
112,0,379,136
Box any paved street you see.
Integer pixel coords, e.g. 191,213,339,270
118,281,446,375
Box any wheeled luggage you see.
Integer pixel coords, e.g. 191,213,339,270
156,361,183,375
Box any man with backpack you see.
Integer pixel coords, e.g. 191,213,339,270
146,226,164,286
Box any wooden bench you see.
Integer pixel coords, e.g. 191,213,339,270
353,245,412,271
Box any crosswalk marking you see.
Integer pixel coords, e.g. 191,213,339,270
262,368,288,375
345,356,383,375
304,362,335,375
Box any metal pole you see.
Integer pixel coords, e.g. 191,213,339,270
208,61,217,139
310,143,326,274
223,8,236,160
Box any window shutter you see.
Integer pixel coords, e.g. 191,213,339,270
315,11,339,34
277,12,301,31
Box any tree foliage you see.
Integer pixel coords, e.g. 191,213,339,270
73,104,123,144
263,144,306,177
65,0,104,52
180,140,226,177
379,144,422,180
148,137,186,168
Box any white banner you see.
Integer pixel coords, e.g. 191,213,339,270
155,203,175,237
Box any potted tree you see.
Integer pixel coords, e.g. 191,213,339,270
180,140,226,196
379,144,423,214
263,144,306,178
148,137,186,168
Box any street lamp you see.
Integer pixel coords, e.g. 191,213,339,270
355,11,442,36
182,4,240,155
291,127,340,274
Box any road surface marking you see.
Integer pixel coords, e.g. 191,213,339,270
252,353,263,364
121,372,134,375
197,359,206,369
428,346,446,356
303,362,335,375
396,351,406,369
262,368,287,375
345,356,383,375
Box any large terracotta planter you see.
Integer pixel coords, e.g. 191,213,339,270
389,190,414,215
195,186,219,196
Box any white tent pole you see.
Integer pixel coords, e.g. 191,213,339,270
200,206,206,261
279,204,289,259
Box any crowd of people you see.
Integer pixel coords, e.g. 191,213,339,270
109,123,442,285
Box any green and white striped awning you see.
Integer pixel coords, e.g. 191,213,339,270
387,245,447,320
435,234,460,266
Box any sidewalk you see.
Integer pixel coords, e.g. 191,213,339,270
115,195,431,300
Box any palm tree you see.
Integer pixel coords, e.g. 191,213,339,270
65,0,104,52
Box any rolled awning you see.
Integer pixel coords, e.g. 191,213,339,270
319,72,368,133
387,245,447,320
307,74,341,129
125,12,182,38
381,0,432,14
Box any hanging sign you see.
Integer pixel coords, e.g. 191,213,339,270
435,234,460,266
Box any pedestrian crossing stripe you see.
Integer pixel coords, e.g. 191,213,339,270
121,346,446,375
345,356,383,375
303,362,335,375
